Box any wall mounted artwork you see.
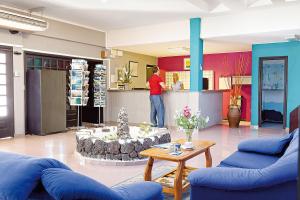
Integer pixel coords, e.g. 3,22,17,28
129,61,138,77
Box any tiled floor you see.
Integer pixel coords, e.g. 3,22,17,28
0,125,287,187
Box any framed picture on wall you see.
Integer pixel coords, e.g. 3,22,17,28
184,58,190,70
129,61,138,77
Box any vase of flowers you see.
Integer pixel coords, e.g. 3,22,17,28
175,106,209,148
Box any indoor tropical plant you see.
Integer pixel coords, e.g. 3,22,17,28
225,54,249,128
175,106,209,147
119,64,133,90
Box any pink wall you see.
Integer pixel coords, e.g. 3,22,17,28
158,52,252,121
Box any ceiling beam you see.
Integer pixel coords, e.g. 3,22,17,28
186,0,220,11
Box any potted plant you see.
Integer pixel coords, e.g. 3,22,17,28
119,64,132,90
226,54,248,128
175,106,209,148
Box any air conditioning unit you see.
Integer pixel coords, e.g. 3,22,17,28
0,7,48,32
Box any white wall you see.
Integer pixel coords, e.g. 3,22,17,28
0,19,106,136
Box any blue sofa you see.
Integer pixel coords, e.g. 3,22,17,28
188,128,299,200
0,151,163,200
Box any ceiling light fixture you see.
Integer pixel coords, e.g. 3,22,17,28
0,7,48,32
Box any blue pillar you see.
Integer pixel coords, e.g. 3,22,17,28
190,18,203,91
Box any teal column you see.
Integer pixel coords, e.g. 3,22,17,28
190,18,203,91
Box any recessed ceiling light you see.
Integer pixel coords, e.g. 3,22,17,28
210,3,230,13
168,47,190,54
250,0,273,7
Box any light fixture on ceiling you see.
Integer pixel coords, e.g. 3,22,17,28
0,7,48,32
249,0,273,7
168,47,190,54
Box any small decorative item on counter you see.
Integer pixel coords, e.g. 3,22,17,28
175,106,209,149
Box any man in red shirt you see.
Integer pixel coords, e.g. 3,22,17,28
147,66,166,128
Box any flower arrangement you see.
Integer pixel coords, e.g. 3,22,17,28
175,106,209,130
119,64,133,84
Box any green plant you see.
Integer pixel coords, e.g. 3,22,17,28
175,106,209,130
119,64,132,84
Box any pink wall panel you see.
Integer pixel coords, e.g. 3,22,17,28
158,52,252,121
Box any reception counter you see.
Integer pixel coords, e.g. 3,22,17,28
104,90,223,127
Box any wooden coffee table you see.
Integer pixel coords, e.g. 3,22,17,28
140,139,215,200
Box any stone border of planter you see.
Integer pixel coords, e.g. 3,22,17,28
76,132,171,163
74,151,148,166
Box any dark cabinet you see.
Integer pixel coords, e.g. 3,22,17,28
26,69,66,135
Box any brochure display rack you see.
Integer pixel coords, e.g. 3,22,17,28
93,64,107,125
68,59,90,128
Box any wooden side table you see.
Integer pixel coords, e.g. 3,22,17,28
140,139,215,200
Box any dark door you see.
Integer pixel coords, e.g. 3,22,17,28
258,56,288,129
0,46,14,138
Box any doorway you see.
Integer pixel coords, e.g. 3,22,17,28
258,56,288,129
0,46,14,138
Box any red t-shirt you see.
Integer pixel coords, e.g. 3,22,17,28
149,74,163,95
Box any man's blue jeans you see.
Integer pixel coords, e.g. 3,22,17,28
150,95,165,128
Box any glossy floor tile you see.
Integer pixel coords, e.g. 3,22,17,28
0,125,287,186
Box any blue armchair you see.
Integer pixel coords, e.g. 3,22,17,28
188,129,299,200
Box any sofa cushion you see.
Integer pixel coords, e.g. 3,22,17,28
238,133,293,155
0,152,70,200
113,182,164,200
220,151,280,169
41,168,124,200
283,129,299,158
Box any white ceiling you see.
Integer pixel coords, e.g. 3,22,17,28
116,40,252,57
0,0,299,31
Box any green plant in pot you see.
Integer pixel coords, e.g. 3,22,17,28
226,54,248,128
175,106,209,148
119,64,132,90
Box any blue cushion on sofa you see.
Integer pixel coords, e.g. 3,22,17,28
41,168,123,200
0,152,70,200
113,182,164,200
238,133,293,155
219,151,280,169
282,130,298,158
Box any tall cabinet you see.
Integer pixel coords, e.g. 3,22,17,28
26,69,66,135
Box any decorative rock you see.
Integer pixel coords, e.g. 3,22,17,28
143,138,153,149
121,154,130,161
153,136,160,145
92,140,107,155
106,154,113,160
108,141,121,155
134,141,144,153
129,151,138,158
113,154,122,160
121,143,135,154
159,133,171,144
84,139,93,153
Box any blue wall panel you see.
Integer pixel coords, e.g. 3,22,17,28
251,41,300,127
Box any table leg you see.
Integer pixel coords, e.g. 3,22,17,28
144,157,154,181
174,161,185,200
205,148,212,168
